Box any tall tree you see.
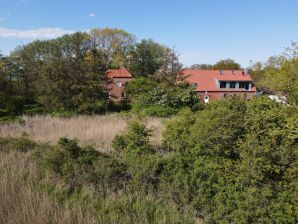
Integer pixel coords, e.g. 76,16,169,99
129,39,165,77
129,39,182,83
153,47,182,84
89,28,136,70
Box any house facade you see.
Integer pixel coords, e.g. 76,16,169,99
179,69,256,103
105,67,133,101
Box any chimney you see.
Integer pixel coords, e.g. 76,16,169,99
243,68,248,75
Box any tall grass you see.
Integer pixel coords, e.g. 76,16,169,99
0,143,197,224
0,114,164,152
0,151,97,224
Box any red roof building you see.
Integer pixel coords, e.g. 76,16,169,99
105,67,133,101
179,69,256,103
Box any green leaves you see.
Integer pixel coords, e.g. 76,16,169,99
163,97,298,223
112,121,153,159
126,77,200,117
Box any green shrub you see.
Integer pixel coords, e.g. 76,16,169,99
0,134,36,152
163,108,197,151
44,138,129,190
161,97,298,223
126,77,201,117
112,121,153,159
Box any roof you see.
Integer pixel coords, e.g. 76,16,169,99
105,67,133,79
179,69,256,92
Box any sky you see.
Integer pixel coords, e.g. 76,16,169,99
0,0,298,67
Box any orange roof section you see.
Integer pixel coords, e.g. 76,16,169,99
179,69,256,92
105,67,133,79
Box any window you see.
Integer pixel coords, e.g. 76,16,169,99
239,82,250,90
229,82,236,88
220,82,227,88
223,93,227,98
121,92,125,98
191,83,198,87
108,92,111,99
115,81,122,87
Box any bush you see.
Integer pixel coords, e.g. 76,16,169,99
44,138,129,190
0,134,36,152
126,77,201,117
112,121,153,159
163,108,197,151
161,97,298,223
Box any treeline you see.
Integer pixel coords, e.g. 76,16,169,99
249,42,298,105
0,28,183,116
1,96,297,223
0,27,297,118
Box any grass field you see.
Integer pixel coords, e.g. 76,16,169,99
0,114,165,152
0,150,97,224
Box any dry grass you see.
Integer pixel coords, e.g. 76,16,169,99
0,151,97,224
0,114,165,152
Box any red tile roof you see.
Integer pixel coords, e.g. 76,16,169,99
105,67,133,79
179,69,256,92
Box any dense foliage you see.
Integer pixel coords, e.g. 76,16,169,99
112,96,297,223
163,97,298,223
126,77,202,117
250,42,298,105
0,28,183,117
0,96,297,223
1,26,297,120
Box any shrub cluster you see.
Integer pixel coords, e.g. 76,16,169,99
126,77,202,117
162,96,298,223
111,96,298,223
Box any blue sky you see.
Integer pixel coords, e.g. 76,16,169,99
0,0,297,67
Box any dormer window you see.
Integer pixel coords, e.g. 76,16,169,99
220,81,227,88
220,70,224,75
230,82,236,88
239,82,250,90
191,83,198,87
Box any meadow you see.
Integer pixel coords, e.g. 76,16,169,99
0,114,165,152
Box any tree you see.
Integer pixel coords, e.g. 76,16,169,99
153,47,182,84
213,58,241,70
250,42,298,105
190,64,213,69
129,39,166,77
9,32,108,113
265,55,285,68
89,28,136,70
129,39,182,84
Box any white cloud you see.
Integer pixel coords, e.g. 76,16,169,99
89,13,96,17
0,18,4,22
0,27,75,39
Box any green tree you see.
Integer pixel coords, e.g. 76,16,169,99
190,64,213,69
89,28,136,70
213,58,241,70
129,39,166,77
